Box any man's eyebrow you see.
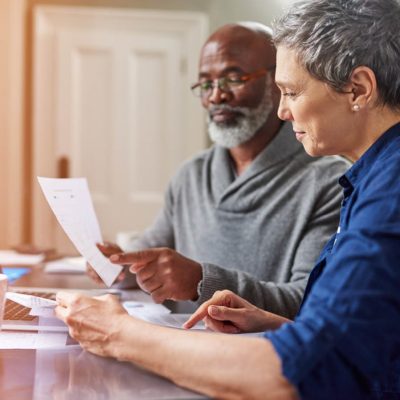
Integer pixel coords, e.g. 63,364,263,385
198,66,245,79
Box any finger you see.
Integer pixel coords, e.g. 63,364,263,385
208,305,245,325
203,316,241,334
183,290,231,329
109,249,159,267
86,263,103,283
94,293,118,302
183,301,211,329
97,242,121,257
137,275,162,294
116,270,126,282
56,291,75,307
54,305,68,321
149,285,168,304
135,261,158,283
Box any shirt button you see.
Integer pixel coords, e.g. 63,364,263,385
339,176,348,187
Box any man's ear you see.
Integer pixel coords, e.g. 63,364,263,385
347,66,377,110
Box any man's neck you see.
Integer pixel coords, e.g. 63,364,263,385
229,118,282,176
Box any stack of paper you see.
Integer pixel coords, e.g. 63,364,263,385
0,250,44,265
44,257,86,274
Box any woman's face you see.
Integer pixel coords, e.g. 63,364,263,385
275,46,360,159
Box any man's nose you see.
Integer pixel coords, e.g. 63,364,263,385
208,84,230,105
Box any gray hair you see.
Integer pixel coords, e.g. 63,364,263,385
273,0,400,109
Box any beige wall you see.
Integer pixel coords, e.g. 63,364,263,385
1,0,295,247
0,0,25,247
0,2,10,246
210,0,294,29
28,0,293,30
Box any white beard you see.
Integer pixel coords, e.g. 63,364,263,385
207,79,274,148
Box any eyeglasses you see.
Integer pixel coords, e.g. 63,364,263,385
191,66,275,98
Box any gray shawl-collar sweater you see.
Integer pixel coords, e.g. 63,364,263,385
126,123,350,318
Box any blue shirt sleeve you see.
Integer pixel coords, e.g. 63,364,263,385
265,156,400,399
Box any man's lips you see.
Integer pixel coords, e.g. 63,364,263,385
211,110,242,123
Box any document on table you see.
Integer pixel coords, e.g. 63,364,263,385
37,177,122,287
123,302,206,330
0,250,44,265
6,292,57,318
6,292,57,308
0,332,68,349
44,256,86,274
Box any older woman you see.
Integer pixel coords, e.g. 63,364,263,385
56,0,400,399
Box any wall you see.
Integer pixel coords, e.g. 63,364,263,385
0,2,10,246
16,0,295,245
0,0,25,248
210,0,295,29
28,0,295,30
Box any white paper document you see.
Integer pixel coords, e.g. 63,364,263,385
0,250,44,265
0,332,67,349
44,256,86,274
6,292,57,318
37,177,122,286
6,292,57,308
122,302,205,330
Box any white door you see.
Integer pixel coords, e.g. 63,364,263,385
32,6,209,252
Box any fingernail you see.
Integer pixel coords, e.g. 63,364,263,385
110,255,119,262
209,305,219,316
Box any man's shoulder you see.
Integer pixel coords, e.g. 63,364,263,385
294,153,351,176
308,154,351,170
285,153,351,194
169,147,214,186
175,147,214,174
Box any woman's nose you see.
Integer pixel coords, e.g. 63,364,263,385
277,96,293,121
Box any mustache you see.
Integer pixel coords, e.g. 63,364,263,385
208,104,251,119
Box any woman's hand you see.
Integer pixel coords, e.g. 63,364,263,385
55,292,129,358
183,290,291,333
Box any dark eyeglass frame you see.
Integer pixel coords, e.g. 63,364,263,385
190,65,276,98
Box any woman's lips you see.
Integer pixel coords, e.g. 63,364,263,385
294,131,306,141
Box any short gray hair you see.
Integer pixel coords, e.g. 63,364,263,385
273,0,400,109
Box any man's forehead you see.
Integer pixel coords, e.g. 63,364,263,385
199,38,264,73
201,38,248,59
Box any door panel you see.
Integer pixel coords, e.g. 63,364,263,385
33,6,208,252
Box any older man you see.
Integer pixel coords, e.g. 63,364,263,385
89,22,349,318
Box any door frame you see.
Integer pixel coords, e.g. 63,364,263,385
0,0,26,247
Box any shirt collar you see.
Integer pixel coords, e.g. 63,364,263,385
339,122,400,191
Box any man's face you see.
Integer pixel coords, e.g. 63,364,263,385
198,37,275,148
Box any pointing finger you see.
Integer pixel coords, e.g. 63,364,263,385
183,301,210,329
109,250,159,268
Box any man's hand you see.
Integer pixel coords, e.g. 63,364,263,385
55,291,128,358
183,290,291,333
110,248,202,303
86,242,125,284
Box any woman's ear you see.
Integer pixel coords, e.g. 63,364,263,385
347,66,377,111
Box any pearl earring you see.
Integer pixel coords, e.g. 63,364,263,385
352,104,360,112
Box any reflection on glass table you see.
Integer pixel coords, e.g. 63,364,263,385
33,347,207,400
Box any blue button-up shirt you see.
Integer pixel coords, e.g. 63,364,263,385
265,123,400,399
